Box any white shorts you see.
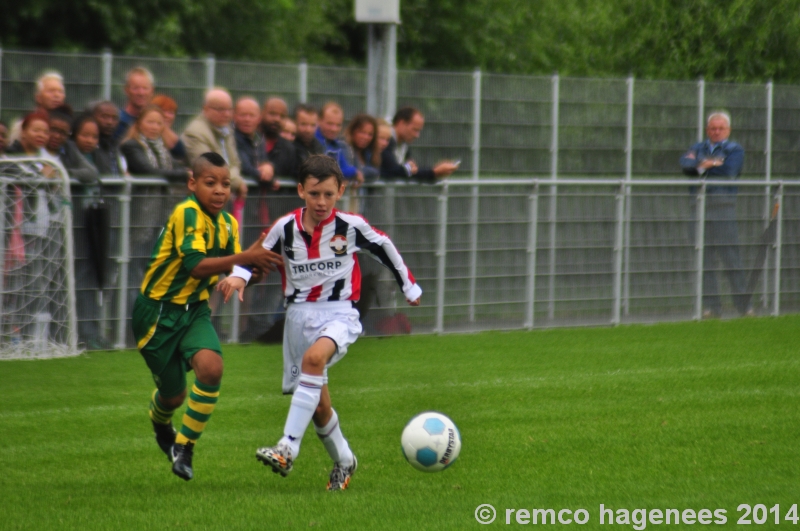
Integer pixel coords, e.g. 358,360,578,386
281,301,362,394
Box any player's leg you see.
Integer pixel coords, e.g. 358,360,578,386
313,386,357,491
149,358,187,460
258,337,336,475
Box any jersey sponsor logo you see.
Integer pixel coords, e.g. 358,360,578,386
329,235,348,255
291,260,343,276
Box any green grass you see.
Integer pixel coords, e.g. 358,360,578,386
2,317,800,530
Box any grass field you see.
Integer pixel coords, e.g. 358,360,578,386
2,316,800,530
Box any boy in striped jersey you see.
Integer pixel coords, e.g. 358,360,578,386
132,152,283,481
218,154,422,490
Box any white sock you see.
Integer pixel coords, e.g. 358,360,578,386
280,373,324,458
315,408,354,467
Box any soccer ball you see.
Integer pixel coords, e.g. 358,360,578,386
401,411,461,472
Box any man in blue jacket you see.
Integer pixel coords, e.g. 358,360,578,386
315,102,363,186
680,111,752,318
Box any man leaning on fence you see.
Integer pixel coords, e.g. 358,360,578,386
680,111,753,318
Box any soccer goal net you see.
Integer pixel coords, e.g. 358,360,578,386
0,158,78,360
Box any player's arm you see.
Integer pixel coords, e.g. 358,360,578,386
190,233,281,278
353,218,422,305
218,222,284,303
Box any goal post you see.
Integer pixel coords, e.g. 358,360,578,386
0,157,78,359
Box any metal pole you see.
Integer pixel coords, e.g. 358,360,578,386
525,182,540,329
0,47,4,116
50,160,78,352
548,73,559,320
102,49,113,101
115,178,132,349
366,25,378,116
0,177,7,324
697,77,705,143
467,68,481,322
762,80,774,310
622,75,634,317
772,182,783,316
298,60,308,104
385,24,398,120
694,182,707,320
205,54,216,90
435,184,449,334
612,182,625,325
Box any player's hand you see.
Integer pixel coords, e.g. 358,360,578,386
408,297,421,307
217,276,247,303
247,247,283,273
249,267,265,285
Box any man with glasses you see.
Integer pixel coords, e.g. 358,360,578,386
182,88,244,197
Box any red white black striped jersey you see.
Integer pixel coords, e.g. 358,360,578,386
232,208,422,304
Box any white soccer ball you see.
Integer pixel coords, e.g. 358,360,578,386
401,411,461,472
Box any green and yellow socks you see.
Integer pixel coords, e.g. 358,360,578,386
149,389,175,425
175,380,220,446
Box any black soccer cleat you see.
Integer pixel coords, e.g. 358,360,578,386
171,442,195,481
152,421,177,461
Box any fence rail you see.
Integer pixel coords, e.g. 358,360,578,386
1,171,794,350
4,49,800,178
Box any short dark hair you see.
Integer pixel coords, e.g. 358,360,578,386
70,114,98,140
294,103,317,119
392,106,421,126
298,154,344,188
191,152,228,176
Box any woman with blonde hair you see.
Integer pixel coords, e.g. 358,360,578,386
119,105,189,182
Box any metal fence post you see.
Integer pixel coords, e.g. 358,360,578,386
205,54,216,90
548,73,559,320
385,24,398,120
115,178,132,349
697,77,705,142
763,80,774,310
694,182,707,320
525,182,540,330
102,49,113,101
612,181,625,325
468,68,481,322
298,60,308,104
772,182,783,316
435,183,449,334
622,74,634,317
0,47,4,115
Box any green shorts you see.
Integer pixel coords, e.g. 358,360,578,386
132,294,222,398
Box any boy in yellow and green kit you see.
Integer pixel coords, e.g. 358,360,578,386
132,152,282,480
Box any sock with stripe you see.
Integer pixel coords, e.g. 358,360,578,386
149,389,175,424
280,373,324,458
315,408,354,467
175,380,220,446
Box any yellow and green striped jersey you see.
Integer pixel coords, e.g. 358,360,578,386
140,194,241,304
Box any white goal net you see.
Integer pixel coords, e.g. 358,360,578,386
0,158,78,359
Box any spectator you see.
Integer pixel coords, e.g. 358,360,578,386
376,119,392,154
121,105,190,183
260,97,297,178
0,120,7,157
8,71,67,143
151,94,187,164
345,113,381,182
7,112,57,180
91,101,126,176
182,88,244,195
281,118,297,142
44,111,72,160
293,104,324,169
44,111,99,185
234,96,276,192
71,114,101,171
113,67,155,145
315,102,362,185
381,106,458,181
680,111,752,318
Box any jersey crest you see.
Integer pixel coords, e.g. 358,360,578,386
329,234,348,255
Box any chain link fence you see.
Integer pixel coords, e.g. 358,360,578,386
3,49,800,178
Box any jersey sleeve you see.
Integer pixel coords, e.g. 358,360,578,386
352,217,422,302
231,216,284,284
226,214,242,255
174,206,207,273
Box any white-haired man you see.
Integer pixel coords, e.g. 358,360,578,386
182,88,244,196
112,66,155,145
680,111,752,318
8,71,66,143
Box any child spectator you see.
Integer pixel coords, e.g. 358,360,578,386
281,118,297,142
132,152,283,480
120,105,190,183
314,102,363,186
218,154,422,491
